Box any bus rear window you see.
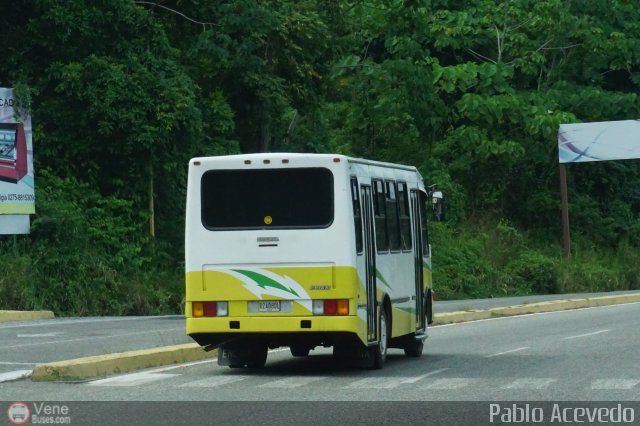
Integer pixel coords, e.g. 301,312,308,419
201,167,334,229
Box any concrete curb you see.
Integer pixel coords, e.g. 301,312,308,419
0,310,55,322
433,292,640,325
31,343,217,382
27,292,640,382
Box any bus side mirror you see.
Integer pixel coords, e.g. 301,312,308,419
432,191,445,222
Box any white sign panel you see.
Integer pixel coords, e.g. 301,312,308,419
558,120,640,164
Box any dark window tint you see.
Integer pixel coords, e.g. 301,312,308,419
385,181,401,251
372,179,388,252
351,177,363,254
201,168,333,229
419,190,430,256
397,182,412,251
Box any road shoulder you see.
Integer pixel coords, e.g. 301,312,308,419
0,310,55,322
28,292,640,381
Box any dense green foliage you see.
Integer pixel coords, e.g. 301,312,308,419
2,0,640,314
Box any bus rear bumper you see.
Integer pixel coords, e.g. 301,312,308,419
186,315,364,349
187,315,360,334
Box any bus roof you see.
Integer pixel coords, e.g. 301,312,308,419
190,153,421,173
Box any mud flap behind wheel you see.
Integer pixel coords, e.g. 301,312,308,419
217,348,234,366
218,347,252,366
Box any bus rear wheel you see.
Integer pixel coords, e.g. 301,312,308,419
245,345,268,368
404,339,424,357
426,289,434,325
371,307,389,369
290,344,310,357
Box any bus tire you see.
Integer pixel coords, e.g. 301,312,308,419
245,344,268,368
290,344,310,357
371,307,389,369
426,289,434,325
404,339,424,357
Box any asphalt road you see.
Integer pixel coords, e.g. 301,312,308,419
0,315,191,377
3,301,640,403
1,290,638,378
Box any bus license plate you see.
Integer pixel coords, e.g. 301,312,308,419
259,301,281,312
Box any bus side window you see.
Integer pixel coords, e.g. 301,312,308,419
372,179,389,252
419,191,430,256
397,182,412,251
385,180,401,252
351,177,363,254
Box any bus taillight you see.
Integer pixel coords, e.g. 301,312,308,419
193,301,228,317
337,299,349,315
193,302,204,317
324,300,337,315
312,299,349,315
203,302,216,317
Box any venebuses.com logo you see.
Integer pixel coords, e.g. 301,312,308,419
6,401,72,424
7,401,30,425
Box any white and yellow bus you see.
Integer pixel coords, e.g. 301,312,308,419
185,153,442,369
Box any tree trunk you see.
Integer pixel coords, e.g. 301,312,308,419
149,163,155,239
259,107,271,153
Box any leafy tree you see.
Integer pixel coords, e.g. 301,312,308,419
146,0,333,153
3,0,640,313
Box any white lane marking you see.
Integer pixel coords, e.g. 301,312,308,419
81,359,217,386
345,377,411,389
17,332,64,338
0,315,183,329
179,375,250,388
591,379,640,390
563,329,610,340
0,362,38,365
485,347,529,358
88,372,180,387
502,378,556,389
258,376,327,388
183,368,448,390
401,368,450,384
420,378,475,390
3,327,183,349
0,370,32,383
345,369,448,389
141,359,218,374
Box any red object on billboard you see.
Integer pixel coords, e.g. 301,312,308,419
0,122,28,183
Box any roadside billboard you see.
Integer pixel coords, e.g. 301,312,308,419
558,120,640,164
0,87,34,234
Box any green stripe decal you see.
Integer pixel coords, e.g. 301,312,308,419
231,269,300,297
422,260,432,271
375,269,392,289
397,306,416,315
